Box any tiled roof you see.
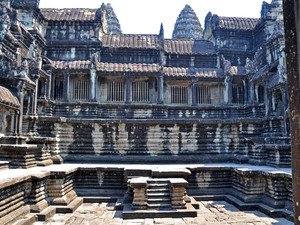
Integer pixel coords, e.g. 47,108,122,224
52,61,160,73
164,39,216,55
102,34,159,49
218,17,259,31
97,63,160,73
53,61,91,70
40,8,97,21
163,67,223,78
0,86,20,110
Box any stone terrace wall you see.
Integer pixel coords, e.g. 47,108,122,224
37,118,267,164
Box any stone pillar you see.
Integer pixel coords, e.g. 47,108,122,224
30,92,35,115
264,81,271,116
244,79,248,104
89,69,97,102
248,80,254,104
192,78,197,106
169,178,188,209
130,177,147,209
46,77,51,100
10,111,16,135
63,70,70,101
224,75,232,104
51,74,55,100
157,75,164,104
125,73,131,104
17,86,25,136
32,74,40,116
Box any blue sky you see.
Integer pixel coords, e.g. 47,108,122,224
39,0,272,38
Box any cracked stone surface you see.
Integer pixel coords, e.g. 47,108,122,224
33,201,292,225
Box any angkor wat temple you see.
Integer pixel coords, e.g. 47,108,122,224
0,0,294,223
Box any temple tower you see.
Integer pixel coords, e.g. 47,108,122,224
172,4,203,39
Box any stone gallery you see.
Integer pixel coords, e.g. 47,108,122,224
0,0,294,223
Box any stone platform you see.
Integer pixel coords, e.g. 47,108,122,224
31,200,293,225
0,163,293,224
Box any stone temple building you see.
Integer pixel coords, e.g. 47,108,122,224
0,0,293,223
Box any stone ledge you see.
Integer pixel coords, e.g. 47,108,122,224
193,195,294,222
122,202,197,219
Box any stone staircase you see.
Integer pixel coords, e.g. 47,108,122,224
147,179,172,209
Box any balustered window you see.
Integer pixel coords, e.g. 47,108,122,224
232,84,244,104
54,78,63,100
132,81,149,103
107,81,125,102
70,79,89,101
196,86,212,104
171,86,188,104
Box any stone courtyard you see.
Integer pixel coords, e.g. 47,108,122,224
32,201,292,225
0,0,298,224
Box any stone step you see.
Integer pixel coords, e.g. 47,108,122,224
147,198,171,204
147,192,170,197
148,179,169,184
122,202,197,219
147,183,169,188
37,206,56,221
147,188,169,193
12,213,37,225
147,203,172,209
55,197,83,214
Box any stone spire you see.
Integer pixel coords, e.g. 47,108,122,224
172,4,203,40
106,3,122,34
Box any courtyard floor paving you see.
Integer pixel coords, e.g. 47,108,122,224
33,200,293,225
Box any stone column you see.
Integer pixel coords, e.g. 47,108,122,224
46,77,51,100
224,75,232,104
243,79,248,104
32,74,40,116
17,86,25,136
192,78,197,106
10,111,16,135
264,81,271,116
89,69,97,102
125,73,131,104
63,70,70,101
157,75,164,104
248,80,254,104
29,92,35,115
51,74,55,100
130,178,147,210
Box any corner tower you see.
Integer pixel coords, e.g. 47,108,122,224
97,3,122,35
172,4,203,39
